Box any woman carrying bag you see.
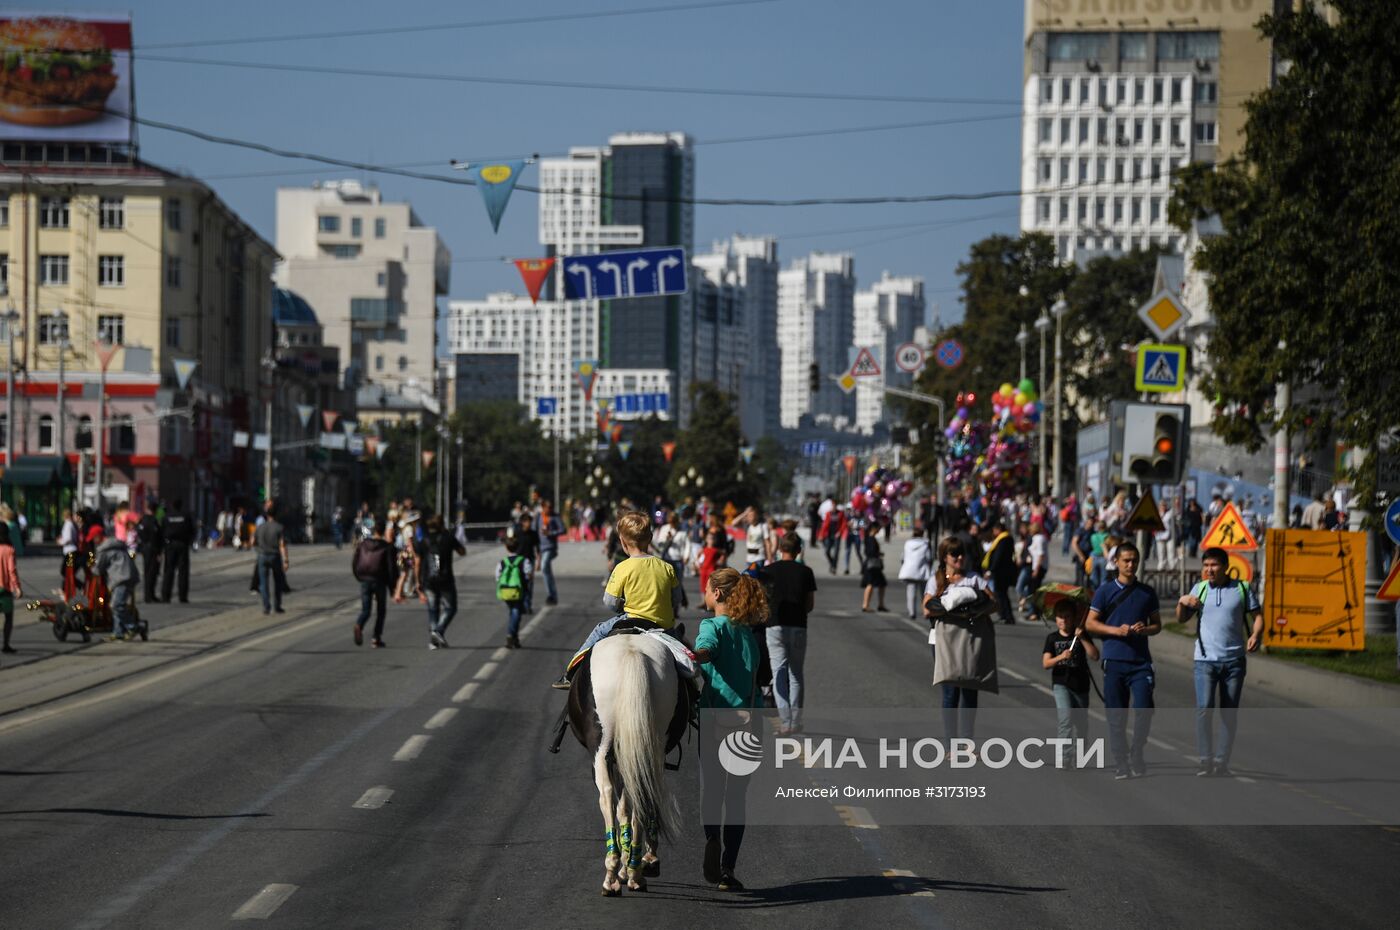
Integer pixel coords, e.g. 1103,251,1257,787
923,537,999,743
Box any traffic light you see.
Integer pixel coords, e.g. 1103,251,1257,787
1115,401,1189,484
808,362,820,393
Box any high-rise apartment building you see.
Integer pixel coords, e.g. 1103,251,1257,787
275,181,450,399
679,269,745,427
777,252,856,429
1019,1,1275,261
693,235,780,440
853,272,925,432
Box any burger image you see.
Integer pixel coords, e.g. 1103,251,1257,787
0,17,118,127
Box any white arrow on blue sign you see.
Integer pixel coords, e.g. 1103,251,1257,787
563,247,687,301
536,397,558,416
802,441,828,456
1385,498,1400,546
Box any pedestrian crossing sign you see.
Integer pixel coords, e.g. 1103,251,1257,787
1201,502,1259,551
1134,343,1186,393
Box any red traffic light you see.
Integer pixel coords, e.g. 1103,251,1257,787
1155,437,1174,455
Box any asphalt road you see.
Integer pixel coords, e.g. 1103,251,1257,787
0,538,1396,929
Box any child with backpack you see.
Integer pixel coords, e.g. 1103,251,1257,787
496,534,532,650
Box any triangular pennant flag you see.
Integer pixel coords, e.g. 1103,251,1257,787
95,341,119,370
739,445,754,466
375,442,389,460
617,441,633,461
469,160,527,233
172,357,198,391
611,424,624,443
574,359,599,404
422,450,436,471
322,410,340,433
843,454,857,475
596,396,610,413
341,419,356,436
514,258,555,305
365,436,379,457
295,404,314,429
661,441,676,463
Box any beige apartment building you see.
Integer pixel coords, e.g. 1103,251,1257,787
0,144,277,536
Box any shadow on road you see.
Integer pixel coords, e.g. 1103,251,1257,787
0,807,270,821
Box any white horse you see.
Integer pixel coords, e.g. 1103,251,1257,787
588,632,682,896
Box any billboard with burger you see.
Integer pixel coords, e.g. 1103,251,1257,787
0,13,133,144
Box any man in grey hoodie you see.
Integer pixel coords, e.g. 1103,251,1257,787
96,533,140,640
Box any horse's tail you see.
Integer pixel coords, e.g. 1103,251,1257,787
610,641,680,841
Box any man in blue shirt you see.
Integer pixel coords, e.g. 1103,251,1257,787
1176,547,1263,777
1085,541,1161,779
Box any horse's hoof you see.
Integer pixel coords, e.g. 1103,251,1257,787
601,887,622,897
643,860,661,878
628,881,648,892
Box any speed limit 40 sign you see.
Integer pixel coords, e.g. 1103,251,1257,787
894,342,926,373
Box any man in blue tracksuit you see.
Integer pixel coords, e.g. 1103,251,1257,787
1084,541,1161,779
1175,547,1263,777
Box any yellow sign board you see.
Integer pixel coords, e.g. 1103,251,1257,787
1136,290,1190,341
837,372,858,394
1124,489,1164,533
1262,529,1366,651
1226,552,1254,583
1201,502,1259,551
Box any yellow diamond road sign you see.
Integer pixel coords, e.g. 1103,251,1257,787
838,372,858,394
1137,291,1190,341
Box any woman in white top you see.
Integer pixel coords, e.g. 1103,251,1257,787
897,523,934,619
923,536,994,741
738,506,773,565
653,512,693,609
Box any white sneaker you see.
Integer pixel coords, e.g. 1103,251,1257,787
430,630,447,649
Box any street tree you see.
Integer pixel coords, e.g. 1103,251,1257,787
667,383,749,508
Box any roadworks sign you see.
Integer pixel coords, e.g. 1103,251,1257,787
1201,502,1259,551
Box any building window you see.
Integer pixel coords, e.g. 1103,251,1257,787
1096,117,1108,144
1115,78,1127,104
1158,31,1219,61
1134,117,1145,144
39,196,70,228
1079,78,1090,104
166,197,182,231
1194,121,1218,144
318,215,341,233
1060,77,1072,101
1195,81,1218,104
1037,197,1051,223
1114,157,1126,183
398,355,407,372
0,198,8,227
112,415,135,454
166,254,182,288
1152,118,1163,145
374,217,386,238
0,252,6,295
1060,117,1071,145
1171,77,1185,105
1095,197,1106,223
1150,196,1162,224
1152,78,1164,104
1133,157,1144,181
1152,157,1164,183
1096,156,1107,181
97,314,125,345
1078,157,1089,183
75,416,92,450
1120,32,1148,60
1134,78,1145,104
1040,78,1053,103
1113,197,1124,223
1132,197,1143,223
1038,118,1053,144
38,414,54,452
375,354,384,372
1060,157,1071,184
1077,198,1088,222
98,255,125,287
1058,197,1069,223
1171,118,1185,147
1078,118,1090,144
165,316,181,348
1046,32,1109,62
40,254,69,286
376,271,386,286
99,196,125,229
351,217,362,237
37,314,67,344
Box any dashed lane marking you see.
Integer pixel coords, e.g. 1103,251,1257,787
392,735,430,762
352,786,394,810
834,805,879,829
1000,667,1029,681
231,883,298,920
452,682,479,703
517,604,554,638
424,708,457,729
473,662,500,681
491,646,511,661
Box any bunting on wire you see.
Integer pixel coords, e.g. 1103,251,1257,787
466,160,527,232
422,450,436,471
375,442,389,461
295,404,314,429
617,441,633,461
514,258,555,305
739,445,754,466
661,441,676,463
172,358,198,391
574,359,599,403
610,424,624,444
322,410,340,432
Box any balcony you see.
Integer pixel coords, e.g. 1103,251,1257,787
350,297,403,329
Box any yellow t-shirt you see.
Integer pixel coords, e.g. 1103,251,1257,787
605,555,677,628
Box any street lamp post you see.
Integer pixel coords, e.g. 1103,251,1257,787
1035,311,1051,495
1015,323,1029,382
52,308,69,465
2,305,18,473
1051,297,1069,500
261,352,276,502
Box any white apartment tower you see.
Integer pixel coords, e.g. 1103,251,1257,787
777,252,856,429
853,272,925,432
275,181,450,397
692,235,780,440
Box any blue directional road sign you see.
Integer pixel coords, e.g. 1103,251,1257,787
610,392,670,415
802,441,828,457
1386,498,1400,546
562,247,688,301
536,396,558,416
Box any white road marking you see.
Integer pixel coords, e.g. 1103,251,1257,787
352,786,394,810
1000,667,1029,681
1235,775,1256,784
834,805,878,829
491,646,511,661
393,735,430,762
231,883,298,920
424,708,457,729
883,869,935,897
1146,735,1176,751
518,604,553,638
473,662,500,681
452,682,479,703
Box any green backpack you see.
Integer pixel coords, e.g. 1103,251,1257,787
496,555,525,602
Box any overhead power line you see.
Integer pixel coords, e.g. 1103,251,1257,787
138,0,782,50
136,55,1022,107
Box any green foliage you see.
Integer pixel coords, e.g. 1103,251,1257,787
1063,247,1163,422
602,415,677,507
667,383,751,508
1169,0,1400,508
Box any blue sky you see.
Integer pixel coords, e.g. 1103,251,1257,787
110,0,1025,324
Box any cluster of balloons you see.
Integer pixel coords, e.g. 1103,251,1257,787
850,466,911,524
942,381,1040,505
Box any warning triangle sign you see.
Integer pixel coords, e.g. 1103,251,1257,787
1124,489,1165,533
1378,558,1400,601
1201,501,1259,551
851,346,881,378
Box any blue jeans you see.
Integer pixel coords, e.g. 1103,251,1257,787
1015,565,1033,603
258,553,281,611
540,548,558,602
823,536,839,572
426,585,458,634
1061,520,1077,555
577,613,628,656
505,600,523,638
1089,555,1107,591
110,580,136,635
356,580,387,639
767,626,808,729
931,645,978,740
665,559,688,607
843,535,861,571
1102,659,1155,769
1052,683,1090,757
332,524,344,549
1194,657,1246,767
